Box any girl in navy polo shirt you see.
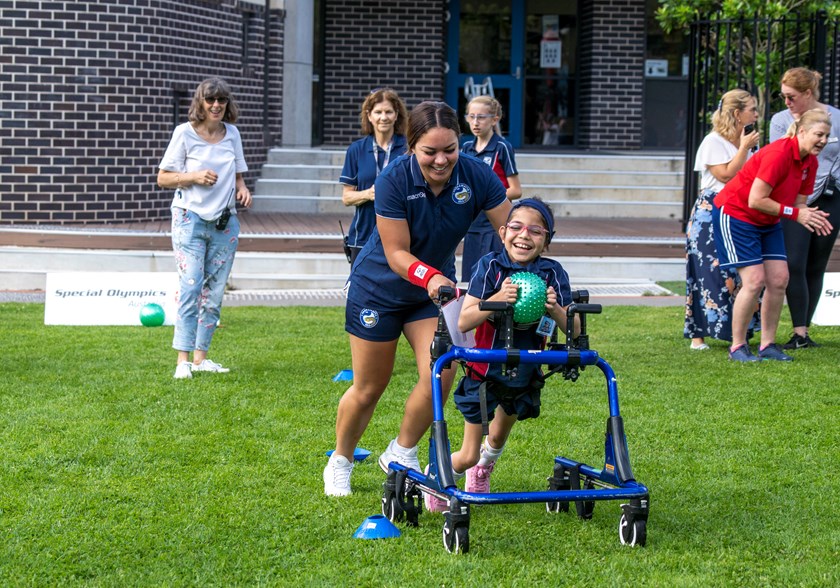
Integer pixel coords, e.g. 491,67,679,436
460,96,522,282
339,88,409,264
713,109,832,362
422,198,580,512
324,101,512,496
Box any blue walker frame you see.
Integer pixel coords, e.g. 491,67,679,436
381,289,650,553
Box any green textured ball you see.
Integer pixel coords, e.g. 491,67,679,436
139,302,166,327
510,272,547,324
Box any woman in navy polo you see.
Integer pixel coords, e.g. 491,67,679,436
713,109,832,363
339,88,409,264
324,101,512,496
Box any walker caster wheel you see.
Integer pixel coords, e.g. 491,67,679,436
382,494,404,523
546,500,569,514
619,513,647,547
442,520,470,554
574,478,595,520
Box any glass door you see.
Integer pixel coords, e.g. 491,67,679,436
522,1,578,147
445,0,524,147
445,0,578,148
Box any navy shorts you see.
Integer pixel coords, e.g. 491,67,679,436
713,205,787,270
345,279,438,341
453,376,541,424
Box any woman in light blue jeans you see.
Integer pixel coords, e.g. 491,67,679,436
158,78,252,379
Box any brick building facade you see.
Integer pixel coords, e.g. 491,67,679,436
1,0,652,225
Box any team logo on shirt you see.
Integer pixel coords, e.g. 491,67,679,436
359,308,379,328
483,156,492,166
452,184,472,204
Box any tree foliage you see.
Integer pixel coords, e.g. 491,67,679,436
656,0,840,33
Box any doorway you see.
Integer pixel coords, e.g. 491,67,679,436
445,0,578,148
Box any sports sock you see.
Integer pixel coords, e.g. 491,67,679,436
477,441,504,467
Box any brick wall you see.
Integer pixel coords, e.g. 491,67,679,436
578,0,645,150
321,0,446,148
0,0,284,225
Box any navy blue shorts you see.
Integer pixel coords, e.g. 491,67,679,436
713,205,787,270
345,279,438,341
453,376,541,424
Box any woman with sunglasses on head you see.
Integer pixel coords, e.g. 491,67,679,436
339,88,409,264
684,89,761,351
769,67,840,350
157,78,252,380
324,100,512,497
713,109,833,362
460,95,522,282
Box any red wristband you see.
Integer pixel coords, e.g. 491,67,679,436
407,261,442,288
780,206,799,220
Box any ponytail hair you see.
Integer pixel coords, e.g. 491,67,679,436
785,108,831,138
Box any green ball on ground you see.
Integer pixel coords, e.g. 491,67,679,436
139,302,166,327
510,272,547,324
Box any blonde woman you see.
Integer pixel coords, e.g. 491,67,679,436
460,95,522,282
684,90,760,350
713,109,832,362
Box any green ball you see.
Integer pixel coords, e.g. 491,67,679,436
510,272,547,324
139,302,166,327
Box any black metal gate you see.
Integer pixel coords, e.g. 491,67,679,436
683,11,840,227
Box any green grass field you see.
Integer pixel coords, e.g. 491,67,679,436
1,303,838,586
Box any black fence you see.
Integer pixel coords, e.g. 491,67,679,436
683,11,840,227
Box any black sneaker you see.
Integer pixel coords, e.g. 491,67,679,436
782,334,817,350
782,334,806,350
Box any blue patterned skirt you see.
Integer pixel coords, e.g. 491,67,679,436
684,189,760,341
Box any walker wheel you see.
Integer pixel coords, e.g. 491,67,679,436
546,500,569,514
382,494,404,523
618,513,647,547
442,520,470,554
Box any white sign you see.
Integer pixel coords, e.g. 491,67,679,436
645,59,669,77
45,272,179,326
540,40,562,69
810,273,840,326
441,294,476,348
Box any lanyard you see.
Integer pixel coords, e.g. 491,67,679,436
372,139,392,176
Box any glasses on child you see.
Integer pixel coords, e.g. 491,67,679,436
204,96,230,105
464,114,494,121
506,221,548,237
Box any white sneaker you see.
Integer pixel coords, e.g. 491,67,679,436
378,438,421,473
324,454,354,496
192,359,230,373
173,361,192,379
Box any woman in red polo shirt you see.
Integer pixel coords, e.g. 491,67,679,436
713,109,832,362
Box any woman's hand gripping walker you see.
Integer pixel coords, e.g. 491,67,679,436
380,286,651,553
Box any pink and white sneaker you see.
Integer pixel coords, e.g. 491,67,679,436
423,465,449,513
465,462,495,493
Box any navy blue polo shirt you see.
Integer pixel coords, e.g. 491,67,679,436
339,134,407,248
351,153,508,305
466,249,573,386
461,134,518,233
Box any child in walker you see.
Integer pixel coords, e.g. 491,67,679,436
425,197,580,512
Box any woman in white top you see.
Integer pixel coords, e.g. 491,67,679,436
684,89,760,350
157,78,252,379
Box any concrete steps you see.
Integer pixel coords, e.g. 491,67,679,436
0,246,684,291
253,148,685,219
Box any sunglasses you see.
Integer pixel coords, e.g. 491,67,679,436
204,96,229,105
505,221,549,238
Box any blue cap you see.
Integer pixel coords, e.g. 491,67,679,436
509,198,555,242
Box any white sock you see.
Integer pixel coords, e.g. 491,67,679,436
393,439,415,454
477,441,504,467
